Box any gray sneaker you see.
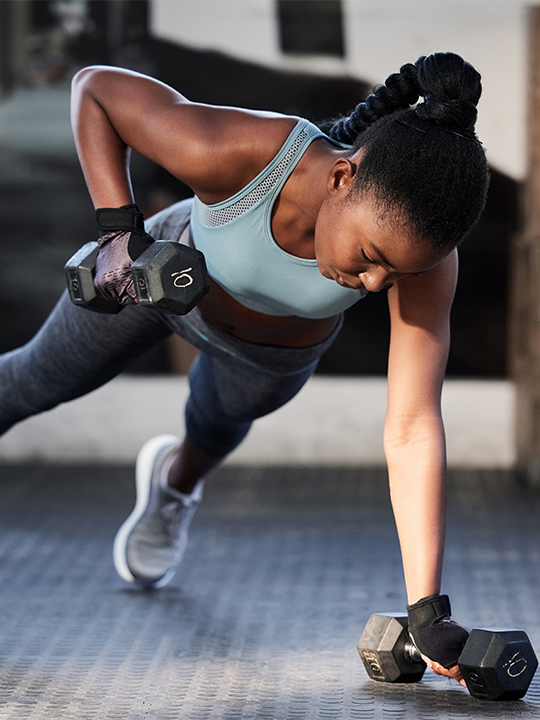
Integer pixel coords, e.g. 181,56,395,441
113,434,204,588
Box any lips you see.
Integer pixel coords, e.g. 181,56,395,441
323,270,363,290
336,275,355,289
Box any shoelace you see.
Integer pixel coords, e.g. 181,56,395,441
159,500,187,544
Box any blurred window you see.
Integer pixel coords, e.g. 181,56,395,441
31,0,56,29
277,0,345,57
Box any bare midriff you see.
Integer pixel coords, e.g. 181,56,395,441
197,277,339,348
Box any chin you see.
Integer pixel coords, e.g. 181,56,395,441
317,264,331,280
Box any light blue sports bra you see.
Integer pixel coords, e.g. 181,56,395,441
190,118,368,319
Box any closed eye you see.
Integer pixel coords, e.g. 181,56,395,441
362,249,375,264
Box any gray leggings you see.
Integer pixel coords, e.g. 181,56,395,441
0,200,342,458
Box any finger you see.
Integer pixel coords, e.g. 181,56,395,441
430,661,466,687
422,656,466,687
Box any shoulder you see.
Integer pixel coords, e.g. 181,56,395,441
181,109,301,203
385,250,458,413
387,249,458,333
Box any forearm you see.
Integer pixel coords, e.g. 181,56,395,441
384,415,447,605
71,66,135,208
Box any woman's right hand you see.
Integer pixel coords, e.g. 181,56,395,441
95,229,153,304
93,203,154,305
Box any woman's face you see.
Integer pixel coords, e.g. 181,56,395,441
314,190,446,293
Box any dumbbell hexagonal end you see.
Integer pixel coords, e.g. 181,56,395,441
132,242,209,315
357,613,426,683
64,241,122,314
459,629,538,701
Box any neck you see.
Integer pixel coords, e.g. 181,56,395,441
272,139,343,259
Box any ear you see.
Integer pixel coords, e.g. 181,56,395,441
327,158,357,194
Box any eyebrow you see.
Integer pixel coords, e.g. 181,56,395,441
368,241,395,270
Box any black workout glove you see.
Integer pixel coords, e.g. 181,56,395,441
94,203,154,305
407,594,469,669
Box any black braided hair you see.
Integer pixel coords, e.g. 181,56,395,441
325,52,489,251
329,62,420,144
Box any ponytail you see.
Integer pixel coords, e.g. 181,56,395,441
324,52,489,251
328,52,482,144
415,53,481,133
329,63,420,144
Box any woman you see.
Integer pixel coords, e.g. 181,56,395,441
0,53,489,685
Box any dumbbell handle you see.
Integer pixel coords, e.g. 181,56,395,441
404,640,423,664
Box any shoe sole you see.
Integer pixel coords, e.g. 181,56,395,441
113,434,180,588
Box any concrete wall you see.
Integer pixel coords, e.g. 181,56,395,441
0,377,515,468
151,0,530,180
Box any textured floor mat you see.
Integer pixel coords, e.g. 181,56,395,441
0,465,539,719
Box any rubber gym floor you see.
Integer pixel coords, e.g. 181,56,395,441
0,464,539,719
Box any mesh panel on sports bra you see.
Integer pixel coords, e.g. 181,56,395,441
196,129,308,228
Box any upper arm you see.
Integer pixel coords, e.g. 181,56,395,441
385,249,458,437
71,66,296,203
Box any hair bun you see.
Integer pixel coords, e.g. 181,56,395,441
414,53,482,132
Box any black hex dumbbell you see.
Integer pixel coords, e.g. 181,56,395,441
65,240,209,315
357,612,538,701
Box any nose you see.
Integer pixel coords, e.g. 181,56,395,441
359,267,389,293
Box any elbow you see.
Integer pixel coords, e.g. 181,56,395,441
384,415,419,452
384,413,445,455
72,65,99,91
383,417,447,483
71,65,116,96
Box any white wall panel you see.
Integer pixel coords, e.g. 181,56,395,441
151,0,280,65
0,377,515,468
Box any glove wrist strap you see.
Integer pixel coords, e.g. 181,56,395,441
95,203,146,236
407,594,451,625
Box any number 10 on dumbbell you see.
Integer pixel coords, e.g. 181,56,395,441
65,240,209,315
358,612,538,701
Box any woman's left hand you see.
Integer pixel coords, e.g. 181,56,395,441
422,656,466,687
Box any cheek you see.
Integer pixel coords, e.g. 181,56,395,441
313,210,333,266
314,200,360,274
315,208,343,256
313,232,331,277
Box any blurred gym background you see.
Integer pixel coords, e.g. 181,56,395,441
0,0,534,469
